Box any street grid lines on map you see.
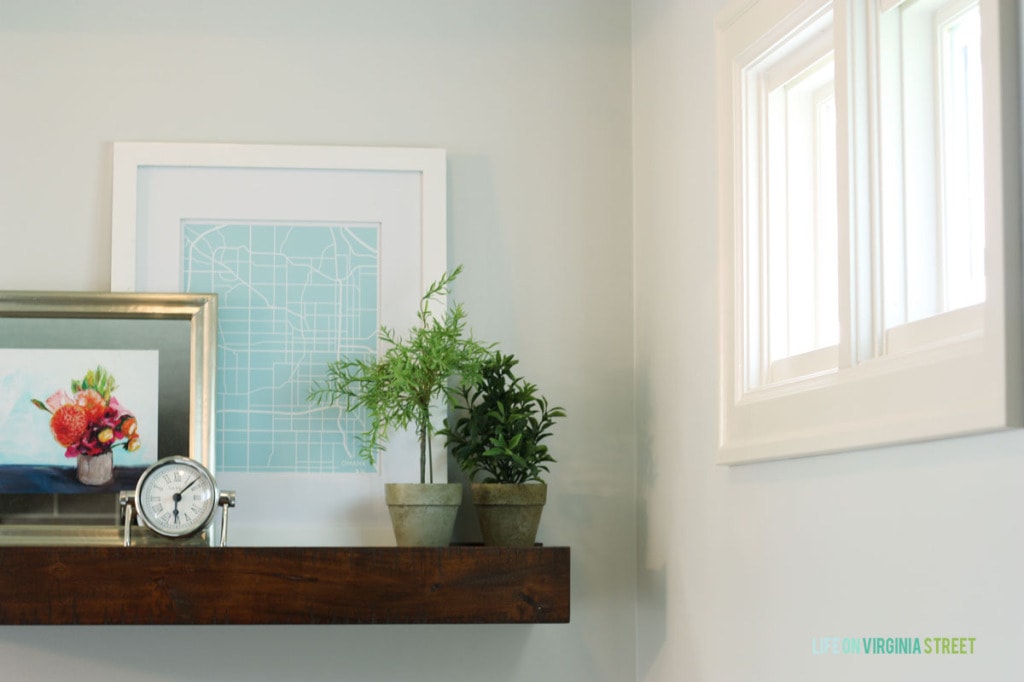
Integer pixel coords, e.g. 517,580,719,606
182,220,379,474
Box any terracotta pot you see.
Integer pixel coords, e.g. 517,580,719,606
471,483,547,547
385,483,461,547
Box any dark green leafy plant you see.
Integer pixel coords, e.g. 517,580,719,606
441,352,566,484
308,266,493,483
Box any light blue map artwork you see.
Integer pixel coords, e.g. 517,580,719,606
182,221,379,473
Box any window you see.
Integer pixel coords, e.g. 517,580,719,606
745,8,839,385
879,0,986,352
717,0,1020,463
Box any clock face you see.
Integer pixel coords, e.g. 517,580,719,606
136,458,217,538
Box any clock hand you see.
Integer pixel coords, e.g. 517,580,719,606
171,478,197,505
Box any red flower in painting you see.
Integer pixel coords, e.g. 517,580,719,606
75,389,107,423
50,404,89,447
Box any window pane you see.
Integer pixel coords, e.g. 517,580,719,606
939,3,984,312
881,0,984,330
767,57,838,362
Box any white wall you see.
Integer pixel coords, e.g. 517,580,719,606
0,2,636,680
633,1,1024,680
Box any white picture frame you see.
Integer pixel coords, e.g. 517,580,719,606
110,142,447,546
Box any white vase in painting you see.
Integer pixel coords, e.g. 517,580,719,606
76,452,113,486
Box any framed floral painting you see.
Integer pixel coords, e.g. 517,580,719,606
0,292,215,523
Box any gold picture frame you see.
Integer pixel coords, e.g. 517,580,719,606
0,291,216,530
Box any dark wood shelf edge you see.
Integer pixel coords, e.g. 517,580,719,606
0,545,570,625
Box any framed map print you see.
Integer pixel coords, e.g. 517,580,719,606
110,143,447,546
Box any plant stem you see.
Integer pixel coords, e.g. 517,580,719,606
419,424,427,484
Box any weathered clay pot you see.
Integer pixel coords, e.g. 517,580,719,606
385,483,461,547
471,483,547,547
76,452,114,486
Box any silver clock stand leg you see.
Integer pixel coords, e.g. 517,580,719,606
119,491,135,547
217,491,237,547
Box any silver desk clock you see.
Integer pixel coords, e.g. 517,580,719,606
120,457,236,547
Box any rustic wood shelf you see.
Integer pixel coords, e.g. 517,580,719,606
0,545,570,625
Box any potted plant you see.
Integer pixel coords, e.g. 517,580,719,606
308,266,493,546
441,351,566,546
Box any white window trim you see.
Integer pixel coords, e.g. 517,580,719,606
716,0,1021,464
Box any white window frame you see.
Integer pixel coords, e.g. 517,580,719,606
716,0,1021,464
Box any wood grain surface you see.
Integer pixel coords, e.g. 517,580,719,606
0,545,570,625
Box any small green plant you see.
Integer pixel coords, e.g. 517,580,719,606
308,266,493,483
441,352,566,484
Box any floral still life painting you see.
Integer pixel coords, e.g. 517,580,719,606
0,349,159,493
